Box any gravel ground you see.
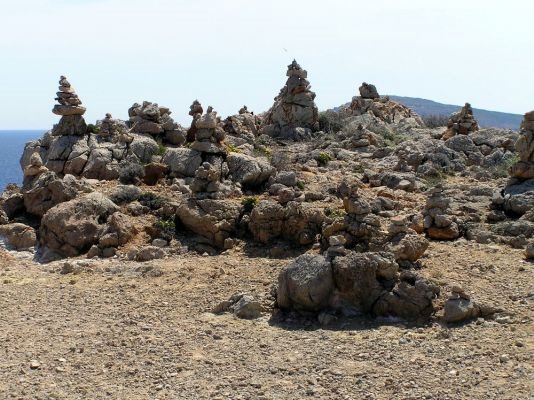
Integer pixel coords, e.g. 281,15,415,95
0,241,532,400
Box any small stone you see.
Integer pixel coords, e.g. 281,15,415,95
29,360,40,370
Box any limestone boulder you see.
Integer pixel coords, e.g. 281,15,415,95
0,223,37,250
226,153,275,188
277,255,334,312
176,199,242,248
162,148,203,178
40,193,119,258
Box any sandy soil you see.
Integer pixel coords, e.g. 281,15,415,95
0,239,532,400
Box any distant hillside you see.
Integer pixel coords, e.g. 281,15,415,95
389,96,522,130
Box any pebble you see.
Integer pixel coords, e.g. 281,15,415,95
29,360,40,370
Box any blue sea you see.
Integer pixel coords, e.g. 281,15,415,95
0,130,45,192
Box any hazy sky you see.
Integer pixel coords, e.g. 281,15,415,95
1,0,533,129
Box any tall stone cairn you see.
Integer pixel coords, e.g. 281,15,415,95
261,60,319,140
442,102,479,140
51,76,87,136
509,111,534,179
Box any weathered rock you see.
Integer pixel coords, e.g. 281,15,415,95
277,255,333,312
142,162,169,186
40,193,119,258
387,233,429,262
134,246,165,262
249,201,285,243
348,84,424,127
176,199,242,248
227,153,275,188
0,223,37,250
23,172,88,217
214,293,263,319
509,111,534,179
162,148,203,178
359,82,379,99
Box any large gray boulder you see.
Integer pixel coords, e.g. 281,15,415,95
40,193,119,258
502,178,534,216
277,255,333,312
129,133,160,164
226,153,275,188
176,199,242,248
162,148,203,178
23,172,89,217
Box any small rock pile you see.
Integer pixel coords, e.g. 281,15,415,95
223,105,263,144
96,113,130,142
52,76,87,136
186,100,203,143
509,111,534,179
129,101,186,145
23,153,48,178
442,102,479,140
261,60,319,140
276,251,439,320
190,107,226,154
348,82,424,127
423,185,460,240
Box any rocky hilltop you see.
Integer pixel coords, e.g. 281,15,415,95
0,69,532,399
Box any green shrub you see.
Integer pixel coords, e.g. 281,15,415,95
241,196,259,212
253,145,273,159
109,185,142,204
226,143,241,153
296,181,305,190
493,154,520,178
154,218,176,241
119,160,145,184
158,143,167,156
318,152,333,166
87,124,100,134
139,192,165,210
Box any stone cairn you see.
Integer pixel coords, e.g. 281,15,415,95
348,82,424,126
423,185,460,240
97,113,130,143
23,152,48,179
186,100,203,143
441,102,479,140
509,111,534,179
52,76,87,136
261,60,319,140
189,107,228,198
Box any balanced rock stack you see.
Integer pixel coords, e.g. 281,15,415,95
191,107,226,154
52,76,87,136
423,185,460,240
97,113,129,142
339,179,381,246
23,153,48,178
509,111,534,179
187,100,204,143
349,82,424,127
261,60,319,140
442,103,479,140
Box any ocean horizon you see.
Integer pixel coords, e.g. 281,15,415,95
0,130,45,192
